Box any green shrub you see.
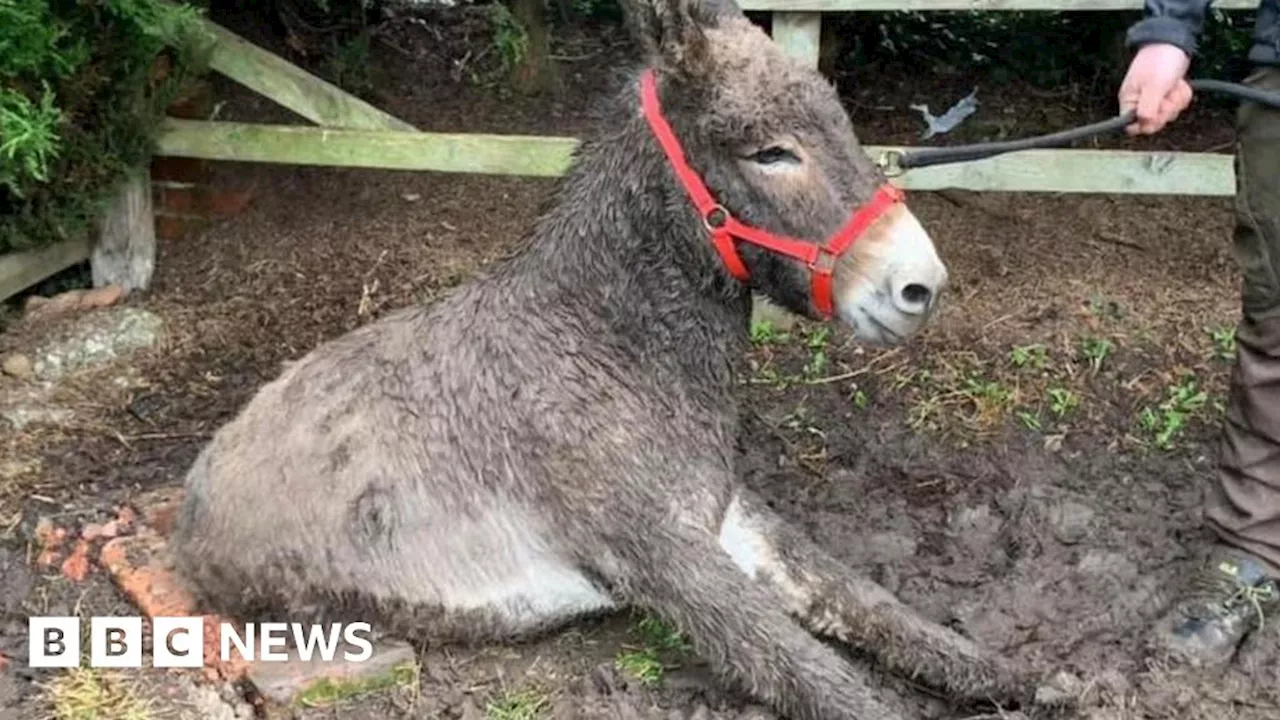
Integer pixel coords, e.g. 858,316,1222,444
0,0,213,255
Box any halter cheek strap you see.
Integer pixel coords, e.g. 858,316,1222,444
638,67,906,319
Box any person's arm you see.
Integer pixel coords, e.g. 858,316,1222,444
1125,0,1215,58
1118,0,1215,135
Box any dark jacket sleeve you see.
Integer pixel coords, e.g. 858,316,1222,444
1126,0,1216,56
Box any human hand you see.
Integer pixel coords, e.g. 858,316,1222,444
1117,43,1194,135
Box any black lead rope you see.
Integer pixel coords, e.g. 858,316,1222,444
879,79,1280,173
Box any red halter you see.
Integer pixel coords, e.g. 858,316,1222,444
638,68,905,319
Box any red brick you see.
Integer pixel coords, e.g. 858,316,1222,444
78,284,125,309
100,535,248,682
155,214,210,241
207,189,254,217
60,540,91,582
151,156,209,183
160,185,200,214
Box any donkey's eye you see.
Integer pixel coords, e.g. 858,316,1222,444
749,146,800,165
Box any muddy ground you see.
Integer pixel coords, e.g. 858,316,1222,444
2,5,1278,720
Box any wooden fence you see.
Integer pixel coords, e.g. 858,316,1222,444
0,0,1259,303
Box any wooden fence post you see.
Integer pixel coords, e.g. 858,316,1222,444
750,12,824,330
771,12,823,68
92,169,157,293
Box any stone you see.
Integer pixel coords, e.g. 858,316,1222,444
80,522,118,542
246,638,417,707
31,306,164,382
181,677,252,720
1046,499,1095,545
1,405,74,431
0,354,33,381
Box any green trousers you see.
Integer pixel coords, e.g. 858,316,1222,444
1206,65,1280,574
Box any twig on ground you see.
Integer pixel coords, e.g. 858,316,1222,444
1094,230,1146,251
805,347,902,385
119,432,212,442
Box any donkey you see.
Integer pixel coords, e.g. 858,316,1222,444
168,1,1055,717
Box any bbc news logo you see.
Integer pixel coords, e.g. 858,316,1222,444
28,617,374,668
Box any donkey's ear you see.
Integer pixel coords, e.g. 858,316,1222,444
619,0,725,76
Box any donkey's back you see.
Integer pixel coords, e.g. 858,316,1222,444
172,259,728,641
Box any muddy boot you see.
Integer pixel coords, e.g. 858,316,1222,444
1149,547,1280,667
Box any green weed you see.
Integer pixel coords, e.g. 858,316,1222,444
750,319,791,346
1047,387,1079,418
486,689,550,720
1208,325,1236,362
614,613,690,687
1016,409,1042,431
849,385,869,410
1079,336,1114,372
1138,379,1209,450
1009,343,1048,370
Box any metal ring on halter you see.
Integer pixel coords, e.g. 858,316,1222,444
876,150,905,178
702,204,730,232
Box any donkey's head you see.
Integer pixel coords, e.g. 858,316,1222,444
622,0,947,345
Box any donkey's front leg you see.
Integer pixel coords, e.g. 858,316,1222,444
614,523,910,720
716,487,1036,707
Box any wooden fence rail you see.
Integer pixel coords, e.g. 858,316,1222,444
2,2,1257,302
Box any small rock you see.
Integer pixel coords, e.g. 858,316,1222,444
1047,500,1095,545
81,521,120,542
401,192,421,202
1,405,74,431
127,393,166,422
0,354,33,381
246,638,417,706
183,678,244,720
78,284,125,309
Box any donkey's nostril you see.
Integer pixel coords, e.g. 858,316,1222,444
900,283,932,308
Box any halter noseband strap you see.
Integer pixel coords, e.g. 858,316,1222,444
637,67,905,319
